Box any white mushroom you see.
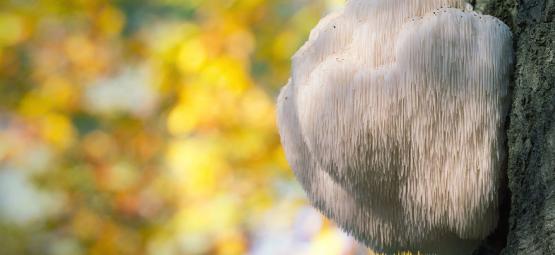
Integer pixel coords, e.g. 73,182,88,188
277,0,513,254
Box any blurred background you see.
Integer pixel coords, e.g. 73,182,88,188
0,0,376,254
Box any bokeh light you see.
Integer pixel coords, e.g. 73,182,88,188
0,0,374,254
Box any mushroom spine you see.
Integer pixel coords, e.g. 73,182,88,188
277,0,513,254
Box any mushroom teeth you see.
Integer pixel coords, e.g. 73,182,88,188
277,0,513,254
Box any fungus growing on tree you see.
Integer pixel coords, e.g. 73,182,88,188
277,0,513,254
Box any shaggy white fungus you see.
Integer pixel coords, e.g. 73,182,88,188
277,0,513,254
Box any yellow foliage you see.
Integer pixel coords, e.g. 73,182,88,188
167,102,198,135
177,37,207,73
200,57,251,93
0,12,26,46
98,6,125,37
39,113,76,149
0,0,362,255
166,139,227,197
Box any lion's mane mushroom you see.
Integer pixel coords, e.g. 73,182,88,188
277,0,513,254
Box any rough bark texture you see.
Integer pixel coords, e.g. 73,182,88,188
473,0,555,254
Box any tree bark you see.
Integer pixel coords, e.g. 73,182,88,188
473,0,555,254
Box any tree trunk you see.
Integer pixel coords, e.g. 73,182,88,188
473,0,555,254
